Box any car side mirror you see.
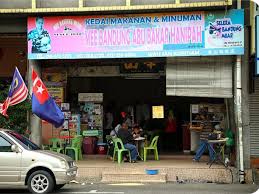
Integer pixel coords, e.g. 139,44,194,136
11,144,20,153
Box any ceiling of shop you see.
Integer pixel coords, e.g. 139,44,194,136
0,35,27,77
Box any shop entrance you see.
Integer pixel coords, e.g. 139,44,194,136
66,76,225,154
40,57,231,157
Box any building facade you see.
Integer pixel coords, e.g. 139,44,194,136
0,0,253,182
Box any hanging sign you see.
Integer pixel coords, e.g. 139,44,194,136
27,9,244,59
78,93,103,102
120,59,165,73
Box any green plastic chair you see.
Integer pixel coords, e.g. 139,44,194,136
65,137,82,161
74,135,83,160
49,138,64,154
113,138,131,164
42,144,50,150
143,136,159,162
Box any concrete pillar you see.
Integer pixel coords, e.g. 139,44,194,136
226,98,235,131
233,0,252,183
234,55,245,183
28,60,42,146
234,25,251,181
236,0,251,179
242,26,251,169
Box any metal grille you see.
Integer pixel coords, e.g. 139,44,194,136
68,161,75,168
166,56,234,98
249,78,259,156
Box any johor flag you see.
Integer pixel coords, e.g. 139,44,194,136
0,67,28,117
31,68,64,128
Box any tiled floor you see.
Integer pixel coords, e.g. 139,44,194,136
75,154,235,183
76,154,226,169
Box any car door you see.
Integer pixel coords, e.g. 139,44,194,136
0,133,22,183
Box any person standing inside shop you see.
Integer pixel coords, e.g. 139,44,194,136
124,112,132,130
193,116,215,162
117,122,138,163
104,106,114,141
164,110,177,152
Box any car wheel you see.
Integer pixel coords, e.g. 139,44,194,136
27,170,54,194
54,184,65,191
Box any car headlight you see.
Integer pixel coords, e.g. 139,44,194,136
60,160,69,169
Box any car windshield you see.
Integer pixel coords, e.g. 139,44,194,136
7,131,41,150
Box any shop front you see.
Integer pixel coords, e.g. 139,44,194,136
27,9,244,161
37,57,232,156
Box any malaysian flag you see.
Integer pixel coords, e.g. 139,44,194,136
0,67,28,117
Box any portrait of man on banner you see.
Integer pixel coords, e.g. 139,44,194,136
28,17,51,53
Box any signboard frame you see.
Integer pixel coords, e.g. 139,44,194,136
27,9,244,59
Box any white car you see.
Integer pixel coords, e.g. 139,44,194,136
0,129,78,194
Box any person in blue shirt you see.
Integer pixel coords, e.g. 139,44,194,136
193,119,215,162
28,17,51,53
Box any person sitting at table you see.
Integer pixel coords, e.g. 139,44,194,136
117,122,138,163
193,117,215,162
132,123,143,139
106,124,122,160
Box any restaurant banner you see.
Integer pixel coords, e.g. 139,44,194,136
27,9,244,59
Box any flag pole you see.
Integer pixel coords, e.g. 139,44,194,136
52,124,54,138
27,93,32,100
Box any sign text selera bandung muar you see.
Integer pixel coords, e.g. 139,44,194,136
27,9,244,59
